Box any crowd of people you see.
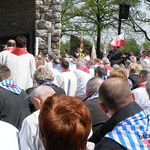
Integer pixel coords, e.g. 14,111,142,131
1,35,150,149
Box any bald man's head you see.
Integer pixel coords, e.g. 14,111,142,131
7,39,16,47
99,77,133,112
31,85,55,110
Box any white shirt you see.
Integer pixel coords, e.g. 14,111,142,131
61,71,77,96
45,61,53,70
132,82,150,110
84,55,91,61
51,68,64,86
0,121,19,150
129,55,137,63
19,110,95,150
0,50,11,64
74,69,92,99
19,110,45,150
5,53,36,90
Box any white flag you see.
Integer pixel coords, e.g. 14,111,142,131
91,41,97,60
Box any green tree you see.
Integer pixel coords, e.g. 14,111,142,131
61,0,150,59
122,38,140,56
61,0,118,58
143,41,150,50
61,0,84,37
60,40,71,54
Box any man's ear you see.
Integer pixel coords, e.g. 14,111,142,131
132,93,135,101
33,97,42,110
86,89,91,97
95,72,98,77
99,102,108,114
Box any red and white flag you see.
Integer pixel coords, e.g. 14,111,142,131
110,39,117,49
110,34,124,49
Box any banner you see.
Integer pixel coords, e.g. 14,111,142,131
110,34,124,49
91,41,97,60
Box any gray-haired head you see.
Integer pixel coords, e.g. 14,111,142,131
102,57,110,65
86,77,103,97
76,58,86,69
48,52,56,60
34,66,54,84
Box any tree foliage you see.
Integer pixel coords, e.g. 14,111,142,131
122,38,140,56
61,0,150,58
60,40,71,54
143,41,150,50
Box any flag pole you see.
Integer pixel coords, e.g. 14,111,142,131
35,37,39,56
91,38,97,60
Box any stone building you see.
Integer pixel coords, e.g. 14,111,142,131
0,0,61,55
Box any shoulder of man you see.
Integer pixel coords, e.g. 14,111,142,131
95,137,125,150
49,84,66,95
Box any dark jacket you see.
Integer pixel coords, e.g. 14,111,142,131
88,102,143,150
128,73,139,90
0,87,30,130
26,80,66,113
40,79,66,95
83,97,108,132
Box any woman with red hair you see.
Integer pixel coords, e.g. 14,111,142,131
39,94,92,150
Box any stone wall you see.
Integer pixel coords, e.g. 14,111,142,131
35,0,61,55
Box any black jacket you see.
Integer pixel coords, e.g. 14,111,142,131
88,102,143,150
128,73,139,90
83,97,108,132
0,87,30,130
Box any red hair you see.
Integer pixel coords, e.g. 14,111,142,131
39,94,92,150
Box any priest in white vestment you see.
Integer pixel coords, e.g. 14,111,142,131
4,36,36,90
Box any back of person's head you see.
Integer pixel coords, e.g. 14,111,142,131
16,35,27,48
139,69,150,78
30,85,55,110
76,58,85,68
0,64,11,81
52,57,60,65
102,57,110,65
39,94,92,150
34,66,54,84
93,58,101,64
84,50,89,55
138,69,150,84
94,66,107,78
129,63,143,75
99,78,133,114
63,48,68,53
112,64,121,70
7,39,16,47
48,52,56,60
86,60,95,68
86,77,103,97
61,60,69,69
109,68,128,82
35,54,45,67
